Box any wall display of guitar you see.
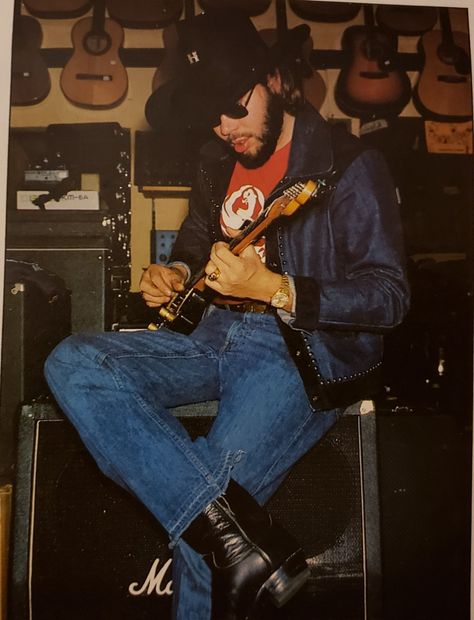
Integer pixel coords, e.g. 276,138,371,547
260,0,327,112
148,177,334,334
60,0,128,108
197,0,272,17
105,0,183,29
23,0,92,19
288,1,360,23
334,4,411,119
11,12,51,106
414,8,472,121
375,5,437,37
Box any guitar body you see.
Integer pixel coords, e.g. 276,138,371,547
375,5,438,36
197,0,271,17
289,1,360,22
24,0,92,19
106,0,183,29
335,25,411,118
11,15,51,106
415,30,472,120
60,17,128,108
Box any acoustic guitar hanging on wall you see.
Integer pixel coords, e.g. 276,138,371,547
334,3,411,119
60,0,128,108
11,11,51,106
414,7,472,121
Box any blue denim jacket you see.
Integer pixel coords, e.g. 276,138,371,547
170,104,410,408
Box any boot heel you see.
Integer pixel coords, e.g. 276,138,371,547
262,550,310,608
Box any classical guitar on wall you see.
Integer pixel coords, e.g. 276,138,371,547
105,0,183,29
334,4,411,119
11,11,51,106
23,0,92,19
60,0,128,108
414,8,472,121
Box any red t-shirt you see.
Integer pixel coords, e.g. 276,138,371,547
220,141,291,261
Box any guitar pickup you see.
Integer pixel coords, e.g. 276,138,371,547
76,73,113,81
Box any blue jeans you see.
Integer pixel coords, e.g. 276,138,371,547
44,307,341,619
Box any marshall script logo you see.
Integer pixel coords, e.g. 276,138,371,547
128,558,173,597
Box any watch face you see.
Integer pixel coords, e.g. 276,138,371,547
271,292,289,308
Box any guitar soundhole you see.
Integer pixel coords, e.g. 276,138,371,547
84,31,112,55
437,42,471,76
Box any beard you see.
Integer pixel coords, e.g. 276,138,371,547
227,87,285,169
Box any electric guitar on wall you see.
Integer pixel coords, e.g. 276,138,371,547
11,11,51,106
23,0,92,18
335,4,411,119
414,8,472,121
148,178,334,334
60,0,128,108
105,0,183,29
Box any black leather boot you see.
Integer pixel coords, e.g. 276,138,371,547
182,480,309,620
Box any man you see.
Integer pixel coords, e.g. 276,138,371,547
45,9,409,620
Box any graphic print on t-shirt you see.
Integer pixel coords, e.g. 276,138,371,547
220,184,266,258
220,141,292,262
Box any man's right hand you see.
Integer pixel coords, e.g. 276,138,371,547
140,264,186,308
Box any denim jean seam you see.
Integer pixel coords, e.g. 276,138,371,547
169,449,239,545
252,407,320,496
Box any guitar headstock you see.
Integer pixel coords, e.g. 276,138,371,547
281,175,335,216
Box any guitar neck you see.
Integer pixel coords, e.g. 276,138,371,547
275,0,288,39
439,7,455,50
91,0,106,34
189,199,285,290
362,3,375,30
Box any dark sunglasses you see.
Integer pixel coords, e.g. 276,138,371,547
211,85,255,126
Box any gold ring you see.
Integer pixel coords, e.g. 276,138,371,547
208,268,221,282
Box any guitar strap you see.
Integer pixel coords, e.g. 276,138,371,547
277,125,380,411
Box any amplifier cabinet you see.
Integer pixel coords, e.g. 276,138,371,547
0,281,70,484
9,403,381,620
6,247,112,333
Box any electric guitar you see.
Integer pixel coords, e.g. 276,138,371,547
11,14,51,105
335,4,411,118
148,177,334,334
60,0,128,108
415,8,472,121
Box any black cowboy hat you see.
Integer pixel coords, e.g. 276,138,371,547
145,9,310,130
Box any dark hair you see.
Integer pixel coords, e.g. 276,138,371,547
266,55,306,116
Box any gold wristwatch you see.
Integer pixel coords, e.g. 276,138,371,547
270,274,291,309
